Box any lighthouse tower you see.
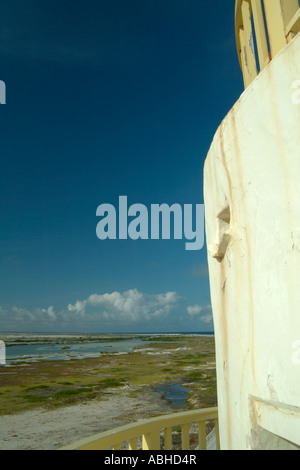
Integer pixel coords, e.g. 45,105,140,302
204,0,300,450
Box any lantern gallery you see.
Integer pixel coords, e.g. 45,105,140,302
96,196,205,251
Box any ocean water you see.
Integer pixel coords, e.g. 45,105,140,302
4,337,147,364
1,332,213,365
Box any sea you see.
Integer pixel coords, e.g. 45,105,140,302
0,332,213,365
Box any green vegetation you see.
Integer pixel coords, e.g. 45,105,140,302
24,385,50,392
0,335,217,416
23,395,48,403
54,387,94,397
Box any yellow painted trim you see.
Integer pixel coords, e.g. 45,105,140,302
281,0,300,28
263,0,287,57
198,421,207,450
215,417,221,450
59,407,219,451
285,8,300,36
164,426,173,450
251,0,270,69
241,0,258,84
128,438,137,450
181,423,190,450
239,27,252,88
235,0,244,70
235,0,299,88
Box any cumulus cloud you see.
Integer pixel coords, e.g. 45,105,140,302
67,289,181,323
0,304,58,330
0,290,214,332
187,305,202,316
187,304,213,324
0,289,183,331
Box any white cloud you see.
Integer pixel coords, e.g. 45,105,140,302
0,290,214,332
0,304,58,330
187,304,213,324
67,289,181,323
0,289,182,331
187,305,202,316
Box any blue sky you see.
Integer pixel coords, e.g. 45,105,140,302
0,0,243,333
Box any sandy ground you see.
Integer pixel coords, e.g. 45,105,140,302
0,387,177,450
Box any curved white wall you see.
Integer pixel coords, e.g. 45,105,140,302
204,33,300,450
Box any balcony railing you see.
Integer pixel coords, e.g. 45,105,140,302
235,0,300,88
60,407,219,451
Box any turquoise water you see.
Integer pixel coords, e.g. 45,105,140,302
4,338,147,364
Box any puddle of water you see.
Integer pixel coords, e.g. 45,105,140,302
156,383,191,407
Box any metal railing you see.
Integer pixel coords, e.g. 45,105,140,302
235,0,300,88
60,407,219,451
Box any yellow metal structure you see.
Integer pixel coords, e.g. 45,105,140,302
235,0,300,88
60,407,219,451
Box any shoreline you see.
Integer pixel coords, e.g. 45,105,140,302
0,334,217,449
0,333,214,365
0,332,214,341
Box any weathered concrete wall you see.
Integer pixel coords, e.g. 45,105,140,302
204,33,300,450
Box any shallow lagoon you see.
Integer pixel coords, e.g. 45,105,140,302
0,334,217,418
5,338,147,364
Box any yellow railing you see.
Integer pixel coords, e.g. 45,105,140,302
59,407,219,451
235,0,300,88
